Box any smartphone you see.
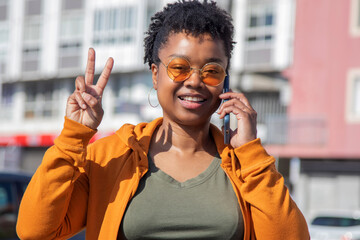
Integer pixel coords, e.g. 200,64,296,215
223,72,230,144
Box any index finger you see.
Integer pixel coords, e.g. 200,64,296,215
96,57,114,91
220,92,254,110
85,48,96,85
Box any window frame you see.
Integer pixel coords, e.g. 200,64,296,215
350,0,360,37
346,69,360,123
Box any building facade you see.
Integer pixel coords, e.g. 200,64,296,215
2,0,292,171
265,0,360,220
0,0,167,170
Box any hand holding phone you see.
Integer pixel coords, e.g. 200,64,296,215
219,75,258,148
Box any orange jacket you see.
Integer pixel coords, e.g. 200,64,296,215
17,117,309,240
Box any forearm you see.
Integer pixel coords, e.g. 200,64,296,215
236,139,309,239
17,118,96,239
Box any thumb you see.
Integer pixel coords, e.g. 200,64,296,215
82,92,104,117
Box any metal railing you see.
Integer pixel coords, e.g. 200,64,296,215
265,114,327,146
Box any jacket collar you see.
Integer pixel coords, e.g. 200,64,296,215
115,117,233,168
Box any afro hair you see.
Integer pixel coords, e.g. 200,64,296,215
144,0,235,70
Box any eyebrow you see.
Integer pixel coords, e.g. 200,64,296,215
167,54,225,65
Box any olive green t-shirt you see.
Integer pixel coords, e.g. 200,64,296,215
119,156,244,239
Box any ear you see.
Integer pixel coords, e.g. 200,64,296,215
151,63,158,90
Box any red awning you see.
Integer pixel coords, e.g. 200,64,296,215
0,132,115,147
0,134,58,147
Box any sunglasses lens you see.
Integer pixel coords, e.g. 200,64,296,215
167,58,191,82
202,64,226,86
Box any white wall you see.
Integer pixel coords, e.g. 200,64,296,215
294,173,360,221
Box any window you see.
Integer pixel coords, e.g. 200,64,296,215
0,26,8,44
0,0,9,45
58,42,82,69
93,6,137,45
60,0,84,39
346,69,360,122
60,14,84,39
112,75,140,114
22,47,40,72
0,84,14,121
350,0,360,37
358,1,360,26
0,186,8,208
23,21,42,42
1,84,13,105
62,0,83,10
111,73,153,118
24,81,60,119
0,48,6,74
244,1,275,68
265,12,273,26
23,0,43,73
25,0,42,16
246,91,287,144
0,0,8,21
0,182,17,238
351,77,360,116
247,5,274,28
59,0,84,70
146,0,160,29
312,216,360,227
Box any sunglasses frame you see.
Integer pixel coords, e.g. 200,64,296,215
159,57,227,86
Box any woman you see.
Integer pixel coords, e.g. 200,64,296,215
17,1,309,239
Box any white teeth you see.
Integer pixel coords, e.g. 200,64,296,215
181,96,205,102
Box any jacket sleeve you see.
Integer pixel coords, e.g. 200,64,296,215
16,118,97,240
234,139,310,240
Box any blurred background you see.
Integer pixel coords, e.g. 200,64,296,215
0,0,359,238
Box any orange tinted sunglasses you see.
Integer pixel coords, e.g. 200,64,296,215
160,57,227,86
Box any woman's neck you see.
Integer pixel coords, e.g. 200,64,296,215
153,118,215,155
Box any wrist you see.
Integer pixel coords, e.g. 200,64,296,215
56,117,98,148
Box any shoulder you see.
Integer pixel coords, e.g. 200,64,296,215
87,123,136,160
87,118,163,163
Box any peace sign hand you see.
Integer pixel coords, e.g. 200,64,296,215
66,48,114,130
218,92,258,148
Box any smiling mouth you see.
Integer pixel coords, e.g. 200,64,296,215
179,96,206,102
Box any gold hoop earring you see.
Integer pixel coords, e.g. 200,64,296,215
148,87,159,108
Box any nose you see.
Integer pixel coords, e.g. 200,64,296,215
184,68,203,88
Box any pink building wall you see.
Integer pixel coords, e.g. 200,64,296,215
266,0,360,158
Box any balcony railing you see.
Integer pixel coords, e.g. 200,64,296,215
265,114,328,146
